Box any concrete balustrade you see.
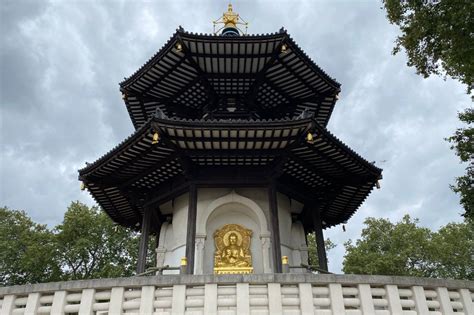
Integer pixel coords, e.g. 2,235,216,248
0,274,472,314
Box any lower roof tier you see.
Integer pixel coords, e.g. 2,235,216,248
78,116,382,229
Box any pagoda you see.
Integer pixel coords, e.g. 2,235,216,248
78,4,382,276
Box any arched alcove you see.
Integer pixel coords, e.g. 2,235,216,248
196,191,272,274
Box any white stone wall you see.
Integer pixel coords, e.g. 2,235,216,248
156,188,308,274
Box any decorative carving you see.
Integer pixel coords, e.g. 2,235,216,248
213,224,253,274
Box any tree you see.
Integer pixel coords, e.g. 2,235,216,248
382,0,474,92
430,221,474,279
1,201,158,285
446,108,474,220
342,215,473,280
55,201,154,280
0,207,61,286
382,1,474,219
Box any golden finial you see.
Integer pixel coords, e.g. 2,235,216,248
213,3,248,36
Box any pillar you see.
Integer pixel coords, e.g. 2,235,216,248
137,206,153,274
185,184,197,274
156,221,169,268
195,233,206,274
268,183,282,273
260,233,272,273
312,209,328,271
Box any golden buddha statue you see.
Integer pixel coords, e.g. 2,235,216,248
213,224,253,274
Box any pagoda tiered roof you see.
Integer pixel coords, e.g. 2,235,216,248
79,27,382,232
120,28,341,129
79,115,381,230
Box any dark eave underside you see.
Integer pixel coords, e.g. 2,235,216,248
120,29,341,130
79,116,381,229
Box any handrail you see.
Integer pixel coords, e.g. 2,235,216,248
297,263,334,274
135,265,180,277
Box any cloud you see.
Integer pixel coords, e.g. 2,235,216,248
0,0,470,273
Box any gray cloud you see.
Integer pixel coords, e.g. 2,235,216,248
1,0,470,273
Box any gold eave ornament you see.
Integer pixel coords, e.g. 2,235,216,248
306,131,315,144
152,131,160,144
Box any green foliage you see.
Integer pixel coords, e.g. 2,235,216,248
383,1,474,220
1,202,156,286
430,221,474,279
55,202,146,280
343,215,473,280
0,207,61,286
446,108,474,220
307,232,336,267
382,0,474,92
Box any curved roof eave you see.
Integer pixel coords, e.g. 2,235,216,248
79,115,381,181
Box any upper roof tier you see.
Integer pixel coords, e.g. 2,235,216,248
120,28,341,130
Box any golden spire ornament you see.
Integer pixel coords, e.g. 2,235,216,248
213,3,248,36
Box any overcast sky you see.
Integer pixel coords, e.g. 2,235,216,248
1,0,470,273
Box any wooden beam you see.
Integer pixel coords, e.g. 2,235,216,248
177,36,219,115
245,35,287,108
268,182,282,273
184,149,286,158
288,153,369,187
185,184,197,274
143,176,189,208
137,205,153,274
118,153,180,190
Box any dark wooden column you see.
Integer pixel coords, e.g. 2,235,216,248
268,183,282,273
137,206,153,274
312,209,328,271
185,184,197,274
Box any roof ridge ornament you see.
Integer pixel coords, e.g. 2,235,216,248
213,3,248,36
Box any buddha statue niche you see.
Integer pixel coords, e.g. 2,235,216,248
213,224,253,274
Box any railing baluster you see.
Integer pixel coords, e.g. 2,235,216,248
459,288,474,315
437,287,454,315
109,287,125,315
412,286,430,315
50,291,66,315
139,286,155,314
236,283,250,315
204,283,217,315
0,295,15,315
358,284,375,315
78,288,95,315
171,284,186,314
298,283,314,314
24,293,40,315
329,283,345,314
385,284,403,314
268,283,282,314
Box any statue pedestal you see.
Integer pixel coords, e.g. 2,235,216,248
214,267,253,275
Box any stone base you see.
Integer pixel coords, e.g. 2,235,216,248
214,266,253,274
